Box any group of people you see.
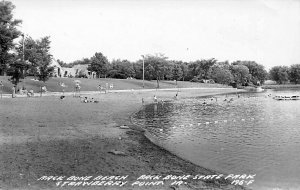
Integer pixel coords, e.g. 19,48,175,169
98,83,114,94
151,92,179,105
81,96,99,103
201,93,255,105
59,95,99,103
14,86,35,97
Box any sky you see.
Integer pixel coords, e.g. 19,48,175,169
10,0,300,70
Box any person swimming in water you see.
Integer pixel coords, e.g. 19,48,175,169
174,92,178,99
83,97,88,103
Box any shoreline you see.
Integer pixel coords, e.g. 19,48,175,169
0,87,239,98
127,88,248,189
0,88,248,190
262,84,300,89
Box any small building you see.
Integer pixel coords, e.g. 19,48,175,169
50,58,96,78
264,80,276,85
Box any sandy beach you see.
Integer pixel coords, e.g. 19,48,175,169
0,88,247,190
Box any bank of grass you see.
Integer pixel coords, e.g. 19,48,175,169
0,88,247,190
0,76,231,94
262,84,300,89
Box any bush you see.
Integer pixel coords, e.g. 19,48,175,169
76,71,87,78
190,76,201,82
107,70,127,79
208,79,215,84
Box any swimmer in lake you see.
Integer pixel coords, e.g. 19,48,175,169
174,92,178,99
83,97,88,103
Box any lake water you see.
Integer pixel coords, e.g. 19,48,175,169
132,89,300,190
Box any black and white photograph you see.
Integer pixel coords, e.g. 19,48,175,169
1,0,300,189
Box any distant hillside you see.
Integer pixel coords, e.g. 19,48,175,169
0,76,232,94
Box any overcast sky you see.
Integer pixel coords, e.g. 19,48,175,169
11,0,300,70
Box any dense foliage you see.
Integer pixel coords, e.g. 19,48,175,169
72,53,270,87
1,1,54,87
0,0,22,84
87,52,110,78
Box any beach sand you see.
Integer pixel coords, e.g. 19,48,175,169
0,88,247,190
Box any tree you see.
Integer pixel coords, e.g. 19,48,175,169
68,58,90,68
187,61,199,80
17,36,39,76
289,64,300,84
36,37,53,82
144,63,155,80
0,0,22,75
198,58,217,79
87,52,110,78
163,62,173,80
109,59,135,79
144,53,168,88
7,55,25,87
133,61,143,79
16,36,54,81
188,58,217,80
230,64,250,86
240,61,268,85
180,62,188,81
269,66,290,84
208,63,233,85
172,61,183,83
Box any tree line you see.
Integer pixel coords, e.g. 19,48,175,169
269,65,300,84
67,51,300,88
65,52,269,88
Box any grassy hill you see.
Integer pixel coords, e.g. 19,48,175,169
0,76,232,94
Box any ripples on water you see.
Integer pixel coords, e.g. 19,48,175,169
132,89,300,190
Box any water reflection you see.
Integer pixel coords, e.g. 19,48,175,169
132,89,300,190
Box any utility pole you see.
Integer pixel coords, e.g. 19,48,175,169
22,33,25,76
141,55,145,88
22,33,25,62
0,81,3,99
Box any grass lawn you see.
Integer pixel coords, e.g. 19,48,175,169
0,76,231,94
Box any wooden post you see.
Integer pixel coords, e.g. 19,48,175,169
0,81,3,99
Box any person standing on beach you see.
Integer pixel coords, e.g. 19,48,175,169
98,84,102,93
153,95,158,103
12,86,16,98
0,81,3,98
